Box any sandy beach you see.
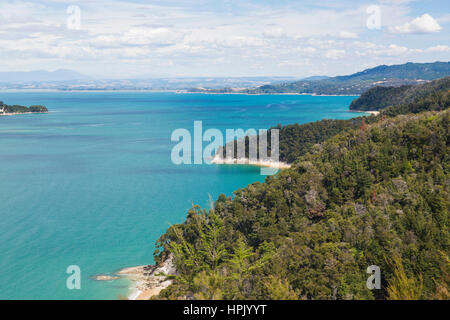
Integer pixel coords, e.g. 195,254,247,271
211,155,291,169
350,110,380,116
116,254,176,300
0,111,48,117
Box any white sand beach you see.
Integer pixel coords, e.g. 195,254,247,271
211,155,291,169
117,255,176,300
0,111,48,117
350,110,380,116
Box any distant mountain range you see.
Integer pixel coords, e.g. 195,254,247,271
335,62,450,81
190,61,450,95
0,74,298,91
300,76,330,81
1,62,449,94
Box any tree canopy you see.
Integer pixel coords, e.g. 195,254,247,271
153,80,450,300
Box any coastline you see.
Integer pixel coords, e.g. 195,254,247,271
116,254,176,300
0,88,359,97
211,155,291,169
207,106,378,170
350,110,380,116
184,91,359,97
0,111,48,117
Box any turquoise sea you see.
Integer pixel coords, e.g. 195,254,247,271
0,92,359,299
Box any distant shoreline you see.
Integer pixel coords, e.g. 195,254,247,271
185,91,360,97
0,88,359,97
0,111,48,117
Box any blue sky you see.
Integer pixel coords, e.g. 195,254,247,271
0,0,449,78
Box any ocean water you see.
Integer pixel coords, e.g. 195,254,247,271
0,92,358,299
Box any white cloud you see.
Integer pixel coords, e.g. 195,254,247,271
352,42,425,58
121,28,180,46
389,14,442,34
336,31,358,39
183,28,267,49
426,45,450,53
278,60,311,68
294,47,317,54
385,44,413,55
324,49,345,59
0,1,448,77
263,27,286,38
88,28,181,49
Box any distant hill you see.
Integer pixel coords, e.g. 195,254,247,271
0,69,90,83
243,61,450,95
336,62,450,81
350,77,450,111
0,75,300,90
300,76,330,81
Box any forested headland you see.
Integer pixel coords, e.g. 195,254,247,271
0,101,48,115
152,76,449,300
218,77,449,164
350,77,450,111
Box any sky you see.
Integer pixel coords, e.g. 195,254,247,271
0,0,449,78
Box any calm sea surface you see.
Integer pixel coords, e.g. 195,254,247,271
0,92,359,299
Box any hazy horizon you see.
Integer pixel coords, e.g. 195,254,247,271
1,61,448,83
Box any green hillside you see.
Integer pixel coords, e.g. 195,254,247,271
246,62,450,95
153,86,450,300
218,77,449,164
337,62,450,81
350,77,450,111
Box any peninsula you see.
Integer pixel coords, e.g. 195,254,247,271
0,101,48,116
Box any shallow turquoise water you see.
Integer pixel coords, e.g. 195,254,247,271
0,92,358,299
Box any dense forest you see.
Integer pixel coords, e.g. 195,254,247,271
219,77,449,164
153,78,450,300
350,77,450,111
0,101,48,114
218,118,365,164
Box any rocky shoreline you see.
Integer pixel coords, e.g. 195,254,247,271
115,254,176,300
